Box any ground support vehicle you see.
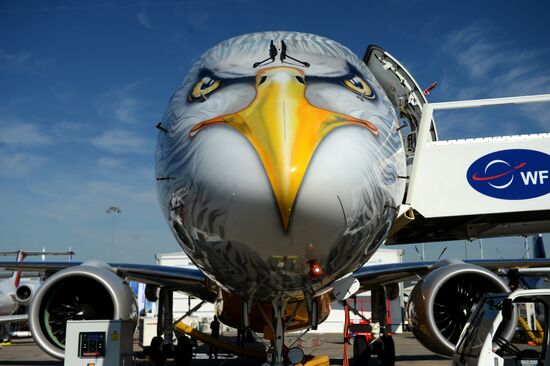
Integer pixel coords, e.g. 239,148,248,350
453,289,550,366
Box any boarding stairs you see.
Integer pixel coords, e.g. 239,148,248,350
364,46,550,244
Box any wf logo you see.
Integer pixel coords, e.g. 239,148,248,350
467,149,550,200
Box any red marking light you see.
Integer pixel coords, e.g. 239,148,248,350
309,263,323,277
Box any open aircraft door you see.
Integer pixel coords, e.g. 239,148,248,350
364,45,550,244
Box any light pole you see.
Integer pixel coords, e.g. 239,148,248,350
106,206,121,261
479,238,484,259
524,236,530,259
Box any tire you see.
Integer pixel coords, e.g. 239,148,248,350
353,335,370,365
379,335,395,366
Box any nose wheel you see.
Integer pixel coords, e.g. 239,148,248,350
268,295,286,365
263,295,308,366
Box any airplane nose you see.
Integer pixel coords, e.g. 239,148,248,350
189,67,379,230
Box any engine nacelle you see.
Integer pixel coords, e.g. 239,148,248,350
408,260,510,356
15,281,40,304
28,263,138,359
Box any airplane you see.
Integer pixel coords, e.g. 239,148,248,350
0,250,74,342
1,32,549,365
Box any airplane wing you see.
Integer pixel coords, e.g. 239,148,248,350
0,262,216,302
5,258,550,298
354,258,550,290
0,314,28,323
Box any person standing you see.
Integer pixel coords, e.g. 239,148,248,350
174,335,192,366
236,327,242,347
208,316,220,359
149,336,164,366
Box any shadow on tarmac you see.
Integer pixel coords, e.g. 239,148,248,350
396,355,448,361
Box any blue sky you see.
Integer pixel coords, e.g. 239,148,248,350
0,0,549,264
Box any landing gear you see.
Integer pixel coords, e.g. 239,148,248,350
377,334,395,366
353,335,370,365
344,289,396,366
353,335,395,366
263,294,309,366
271,294,286,366
157,288,174,360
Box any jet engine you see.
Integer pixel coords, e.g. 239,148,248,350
408,260,511,356
28,262,138,359
15,281,40,304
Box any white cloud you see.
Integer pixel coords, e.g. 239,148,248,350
442,22,550,131
88,180,156,205
90,130,150,154
0,152,48,176
115,96,142,123
0,49,54,74
445,23,547,81
174,2,210,30
136,8,153,30
498,68,550,96
0,119,53,146
97,157,124,169
49,121,92,143
445,23,512,79
18,168,166,263
96,82,151,124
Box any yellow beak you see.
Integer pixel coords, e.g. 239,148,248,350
190,67,378,230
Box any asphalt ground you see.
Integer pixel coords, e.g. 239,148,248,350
0,333,450,365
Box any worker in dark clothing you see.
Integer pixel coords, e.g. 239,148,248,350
174,335,192,366
236,327,243,347
208,316,220,359
149,336,164,366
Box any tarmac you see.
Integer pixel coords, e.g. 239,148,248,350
0,333,450,365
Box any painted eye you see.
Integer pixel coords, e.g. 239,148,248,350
343,76,375,99
189,76,221,101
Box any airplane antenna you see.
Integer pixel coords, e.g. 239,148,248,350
42,246,46,261
253,40,278,68
155,122,168,134
280,41,310,67
69,245,73,261
436,247,448,261
156,176,175,181
414,245,424,262
423,82,438,96
495,247,504,260
395,122,408,131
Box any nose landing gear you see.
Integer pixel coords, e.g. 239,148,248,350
343,288,396,366
261,294,329,366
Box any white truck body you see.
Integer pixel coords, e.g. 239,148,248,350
453,289,550,366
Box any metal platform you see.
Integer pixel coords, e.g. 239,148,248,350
364,45,550,244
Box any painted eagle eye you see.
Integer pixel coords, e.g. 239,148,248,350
189,76,221,101
343,76,375,99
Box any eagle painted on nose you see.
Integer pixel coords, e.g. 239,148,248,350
156,32,406,299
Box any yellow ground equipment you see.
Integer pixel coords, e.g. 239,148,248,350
174,321,266,360
518,316,544,345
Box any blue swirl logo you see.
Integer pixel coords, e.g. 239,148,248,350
467,149,550,199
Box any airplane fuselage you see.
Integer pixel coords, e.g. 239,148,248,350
156,32,406,302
